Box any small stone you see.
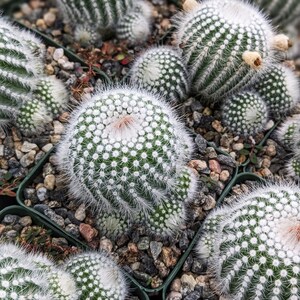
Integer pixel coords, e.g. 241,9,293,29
130,262,140,271
232,143,244,151
137,236,150,250
202,195,216,211
52,237,68,247
132,271,152,284
15,149,24,160
99,237,113,253
208,159,221,173
45,64,55,75
6,230,17,239
128,242,138,254
150,241,163,260
74,204,86,221
266,144,276,157
33,204,49,213
211,120,223,133
21,141,38,153
18,216,32,227
53,48,64,61
195,135,207,154
0,145,4,156
170,278,182,292
206,147,217,159
210,171,219,181
202,107,212,116
261,157,271,168
188,160,207,171
50,135,61,143
181,274,197,290
48,201,61,208
79,223,97,242
0,224,5,235
53,121,64,135
219,170,230,182
36,186,48,201
161,247,177,267
65,224,80,238
44,174,56,190
44,11,56,27
20,150,36,167
2,214,18,225
260,168,272,177
44,209,65,227
36,18,46,29
166,291,182,300
185,290,202,300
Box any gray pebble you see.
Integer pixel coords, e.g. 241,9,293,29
2,214,19,225
6,230,18,239
55,208,68,218
191,260,204,274
20,150,36,167
36,187,48,201
195,135,207,154
150,241,163,261
132,270,152,284
137,236,150,250
33,204,49,213
52,237,68,246
185,290,202,300
217,154,236,168
18,216,32,227
44,208,65,227
65,224,80,238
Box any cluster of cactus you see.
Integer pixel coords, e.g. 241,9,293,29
0,243,128,300
57,86,198,238
0,18,68,134
197,182,300,299
57,0,153,46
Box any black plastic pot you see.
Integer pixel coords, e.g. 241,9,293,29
0,205,150,300
161,172,265,300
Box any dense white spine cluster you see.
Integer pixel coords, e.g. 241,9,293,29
57,0,134,44
287,155,300,180
175,0,276,100
197,183,300,300
0,244,78,300
65,251,128,300
130,47,190,102
254,64,300,117
222,91,268,136
57,87,194,218
251,0,300,28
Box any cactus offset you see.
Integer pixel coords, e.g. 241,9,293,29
175,0,277,100
57,87,194,217
222,91,268,136
130,47,190,102
276,115,300,148
197,182,300,300
65,251,127,300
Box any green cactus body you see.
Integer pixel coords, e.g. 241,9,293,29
130,47,190,102
57,87,193,217
287,155,300,180
197,183,300,300
222,91,268,136
175,0,275,100
276,116,300,148
254,65,299,117
251,0,300,28
65,252,127,300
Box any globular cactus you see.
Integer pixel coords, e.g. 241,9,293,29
254,64,299,117
175,0,282,100
116,1,153,45
250,0,300,28
57,0,134,44
130,46,190,102
0,243,78,300
276,115,300,148
222,91,269,136
197,182,300,300
65,251,128,300
57,87,194,218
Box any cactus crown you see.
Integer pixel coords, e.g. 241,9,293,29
130,46,190,102
222,91,268,136
175,0,275,99
276,115,300,148
57,86,194,217
197,182,300,300
65,251,128,300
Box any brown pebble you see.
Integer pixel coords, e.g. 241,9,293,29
209,159,221,173
211,120,224,133
260,168,272,177
79,223,97,242
43,12,56,27
188,159,207,171
45,64,55,75
170,278,182,292
0,224,5,235
161,247,177,268
202,195,216,211
266,144,276,157
219,170,230,182
128,242,138,254
36,19,47,30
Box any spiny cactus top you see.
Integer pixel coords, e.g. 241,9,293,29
130,46,190,102
254,64,299,117
65,251,127,300
251,0,300,28
0,243,78,300
175,0,276,100
197,182,300,300
276,115,300,148
222,91,268,136
57,87,194,217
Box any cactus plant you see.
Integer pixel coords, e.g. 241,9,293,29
57,87,194,217
197,182,300,300
250,0,300,28
286,154,300,180
130,46,190,102
65,251,128,300
116,1,153,45
276,115,300,148
57,0,134,44
175,0,280,100
254,64,300,117
0,243,77,300
222,91,269,136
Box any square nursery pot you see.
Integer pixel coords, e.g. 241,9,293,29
162,172,265,300
16,145,238,297
0,205,150,300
